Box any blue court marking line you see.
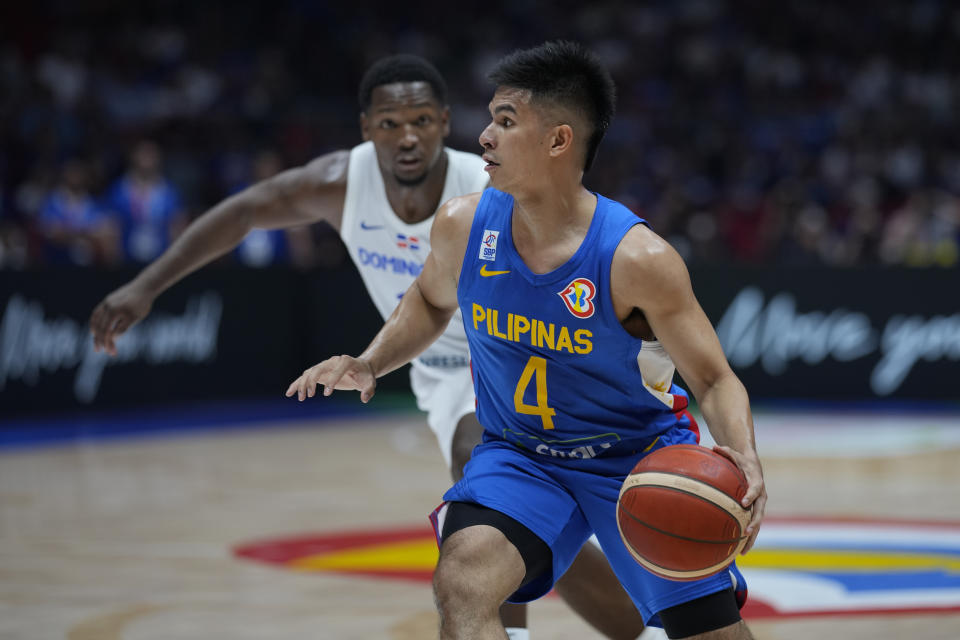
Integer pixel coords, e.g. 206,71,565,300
806,571,960,591
0,393,419,450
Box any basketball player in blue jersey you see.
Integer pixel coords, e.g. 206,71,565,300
288,41,767,639
90,55,657,640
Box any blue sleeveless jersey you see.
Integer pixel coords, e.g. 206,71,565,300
457,188,693,468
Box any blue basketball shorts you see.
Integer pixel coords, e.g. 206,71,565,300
436,424,745,626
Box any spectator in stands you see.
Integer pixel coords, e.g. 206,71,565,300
880,189,960,267
36,159,117,266
233,150,316,268
104,140,185,264
4,2,960,270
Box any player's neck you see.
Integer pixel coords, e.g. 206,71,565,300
513,181,594,235
383,151,449,225
510,185,596,274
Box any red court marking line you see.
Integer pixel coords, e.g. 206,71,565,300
232,521,960,620
234,515,960,565
316,569,433,582
233,526,429,564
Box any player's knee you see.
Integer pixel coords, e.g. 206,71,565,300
432,553,473,614
432,535,500,616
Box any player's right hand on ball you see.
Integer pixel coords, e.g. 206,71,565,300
286,356,377,403
90,282,155,356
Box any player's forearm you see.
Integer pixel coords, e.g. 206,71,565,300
359,281,454,377
131,194,255,296
695,373,757,454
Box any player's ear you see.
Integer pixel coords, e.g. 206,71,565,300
548,123,574,159
441,106,451,137
360,112,370,141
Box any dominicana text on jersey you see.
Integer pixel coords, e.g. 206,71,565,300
340,141,488,371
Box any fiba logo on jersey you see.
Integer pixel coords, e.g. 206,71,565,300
558,277,597,319
479,229,499,261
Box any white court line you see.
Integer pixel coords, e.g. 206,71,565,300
695,411,960,458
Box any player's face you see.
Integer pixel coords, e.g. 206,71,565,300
478,87,550,194
361,82,450,187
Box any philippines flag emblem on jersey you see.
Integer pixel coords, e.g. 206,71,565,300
396,234,419,250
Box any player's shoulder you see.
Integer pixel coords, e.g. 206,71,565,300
436,192,482,228
425,193,482,270
442,191,484,213
300,149,351,187
247,150,349,204
619,220,675,261
429,193,482,247
613,222,688,285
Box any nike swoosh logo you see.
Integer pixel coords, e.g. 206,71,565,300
480,264,510,277
360,222,384,231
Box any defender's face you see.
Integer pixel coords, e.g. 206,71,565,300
477,87,552,194
361,82,450,187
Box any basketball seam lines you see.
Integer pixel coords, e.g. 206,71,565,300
619,537,740,580
628,467,745,501
619,471,751,530
616,470,752,578
671,445,744,477
617,491,747,545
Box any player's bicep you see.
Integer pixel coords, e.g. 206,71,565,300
416,194,479,312
651,290,731,400
248,152,349,229
618,231,732,399
415,251,457,313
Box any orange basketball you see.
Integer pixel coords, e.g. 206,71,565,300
616,444,751,581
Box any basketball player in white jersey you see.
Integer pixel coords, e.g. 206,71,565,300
89,54,661,640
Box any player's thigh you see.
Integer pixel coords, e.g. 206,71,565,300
450,412,483,480
442,441,591,603
552,538,648,639
438,501,549,603
409,364,475,470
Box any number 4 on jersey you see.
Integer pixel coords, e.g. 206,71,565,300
513,356,556,430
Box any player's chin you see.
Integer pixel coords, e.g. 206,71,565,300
485,168,505,189
393,168,429,187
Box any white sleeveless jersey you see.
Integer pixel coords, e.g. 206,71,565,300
341,141,488,372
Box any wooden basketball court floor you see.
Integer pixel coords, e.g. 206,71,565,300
2,404,959,639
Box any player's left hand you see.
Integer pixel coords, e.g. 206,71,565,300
285,355,377,403
713,445,766,555
90,281,155,356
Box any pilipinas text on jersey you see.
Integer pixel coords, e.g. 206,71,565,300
456,188,693,466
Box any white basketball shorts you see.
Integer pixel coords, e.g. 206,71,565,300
409,362,477,469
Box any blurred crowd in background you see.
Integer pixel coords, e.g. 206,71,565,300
2,0,959,270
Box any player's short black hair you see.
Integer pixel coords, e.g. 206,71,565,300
489,41,616,172
357,54,448,110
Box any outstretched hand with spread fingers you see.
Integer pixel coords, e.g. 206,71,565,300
285,355,377,403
